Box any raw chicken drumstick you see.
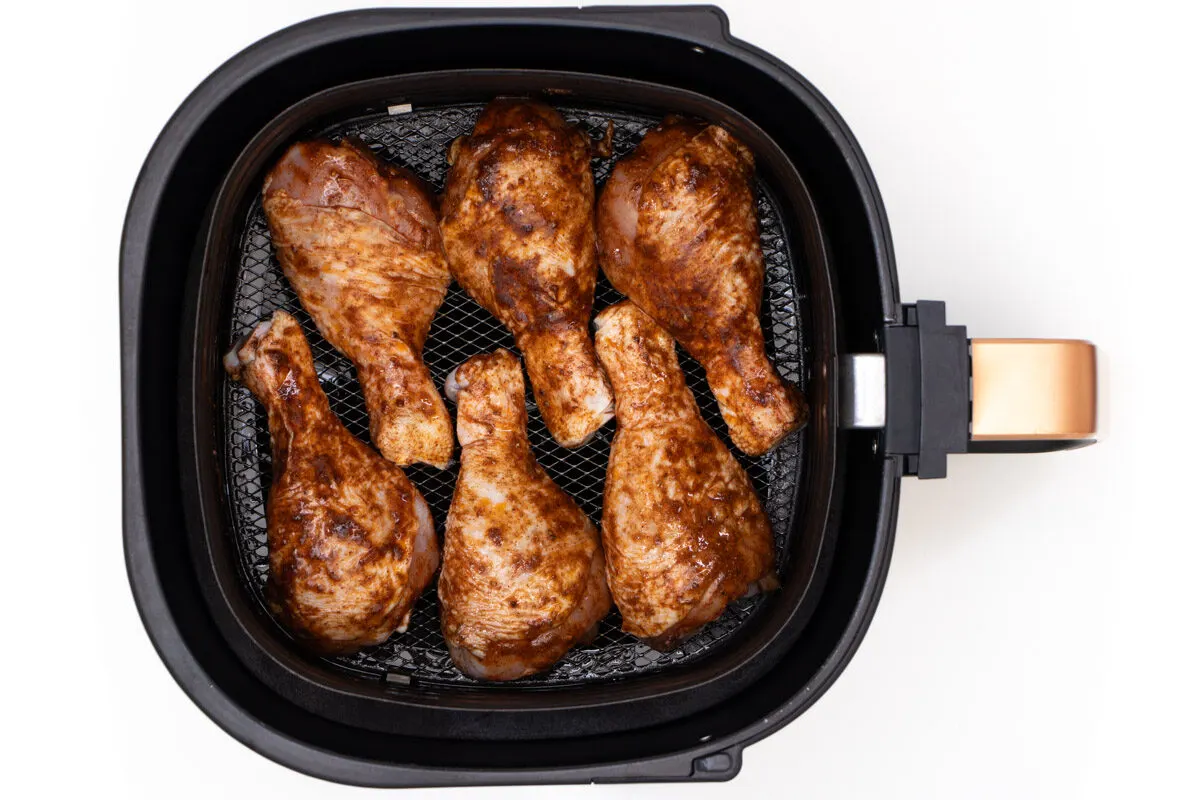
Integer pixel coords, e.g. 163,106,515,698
440,99,613,448
263,139,454,469
439,349,612,680
224,311,439,654
597,117,807,455
594,301,777,651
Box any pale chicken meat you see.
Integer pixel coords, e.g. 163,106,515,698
596,117,807,455
224,311,439,654
439,100,613,448
264,139,454,469
594,301,777,651
438,349,611,680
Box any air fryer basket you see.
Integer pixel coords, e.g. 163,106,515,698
125,5,916,786
187,70,840,739
226,100,807,688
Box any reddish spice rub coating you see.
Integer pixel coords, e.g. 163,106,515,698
224,311,439,654
597,117,807,455
594,301,777,651
440,100,614,448
438,349,611,680
263,139,454,469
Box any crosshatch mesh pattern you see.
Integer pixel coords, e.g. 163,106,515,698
223,103,808,687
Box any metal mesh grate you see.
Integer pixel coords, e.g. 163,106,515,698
223,103,808,687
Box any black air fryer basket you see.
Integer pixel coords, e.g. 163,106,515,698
121,6,1097,786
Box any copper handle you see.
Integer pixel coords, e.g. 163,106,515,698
970,339,1097,441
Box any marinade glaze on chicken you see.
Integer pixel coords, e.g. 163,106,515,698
440,100,614,448
263,139,454,469
597,117,807,455
594,301,777,651
224,311,439,654
438,349,612,680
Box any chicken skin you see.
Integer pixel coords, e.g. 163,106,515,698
224,311,439,654
438,349,611,680
593,301,777,651
440,100,613,448
263,139,454,469
597,117,807,455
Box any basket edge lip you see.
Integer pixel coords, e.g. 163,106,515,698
221,97,807,691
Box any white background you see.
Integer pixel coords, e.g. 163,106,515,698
3,0,1197,797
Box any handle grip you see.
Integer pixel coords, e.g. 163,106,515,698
845,301,1098,478
969,339,1096,445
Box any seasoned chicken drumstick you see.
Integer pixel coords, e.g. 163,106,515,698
440,100,613,448
224,311,439,654
594,302,777,651
264,139,454,469
597,117,807,455
439,349,611,680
